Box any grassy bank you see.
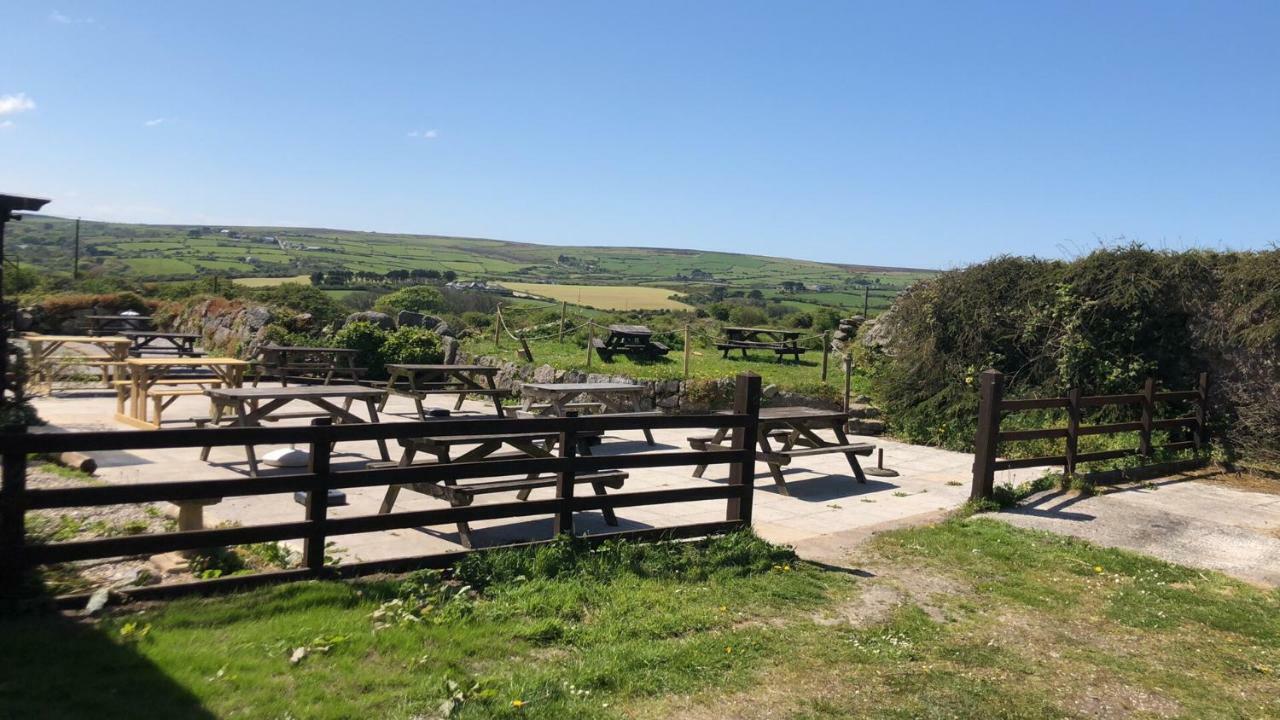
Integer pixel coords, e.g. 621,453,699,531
3,521,1277,718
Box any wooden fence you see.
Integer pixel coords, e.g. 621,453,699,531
971,370,1209,500
0,374,763,605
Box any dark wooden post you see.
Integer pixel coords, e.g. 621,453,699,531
970,369,1004,500
493,305,502,349
1139,377,1155,457
303,418,332,574
1195,372,1209,450
558,301,567,343
0,426,28,597
585,325,594,369
862,286,869,318
1064,387,1082,476
726,373,761,525
842,353,852,412
554,411,579,536
821,331,830,382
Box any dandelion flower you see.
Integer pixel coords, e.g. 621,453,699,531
1093,565,1104,574
511,699,526,709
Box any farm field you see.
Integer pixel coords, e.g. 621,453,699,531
231,275,312,287
10,216,934,314
5,521,1276,719
501,282,693,311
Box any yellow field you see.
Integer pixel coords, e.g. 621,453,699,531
232,275,312,287
501,282,692,311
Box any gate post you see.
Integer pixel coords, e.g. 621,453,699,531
971,370,1004,501
554,412,579,537
303,418,332,574
0,426,28,597
726,373,761,525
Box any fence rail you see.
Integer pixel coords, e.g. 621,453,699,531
971,370,1208,500
0,374,763,604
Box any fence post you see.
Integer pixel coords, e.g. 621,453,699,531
558,301,567,343
493,305,502,349
821,331,830,382
585,325,594,369
862,286,869,318
554,411,579,536
1195,372,1209,450
1065,387,1081,476
970,369,1003,500
1139,377,1155,457
303,418,332,574
0,426,28,598
726,373,761,525
842,353,852,413
683,325,691,381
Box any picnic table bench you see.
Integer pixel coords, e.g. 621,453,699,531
86,314,153,336
688,406,873,495
517,381,658,445
124,331,204,357
114,357,249,430
23,334,133,391
376,428,623,548
376,364,509,418
250,345,365,386
592,324,670,361
715,326,806,363
199,384,389,477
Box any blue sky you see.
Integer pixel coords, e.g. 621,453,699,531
2,2,1278,268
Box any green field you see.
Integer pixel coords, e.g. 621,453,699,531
11,216,933,313
502,282,693,311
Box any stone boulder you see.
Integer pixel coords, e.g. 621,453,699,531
344,311,395,331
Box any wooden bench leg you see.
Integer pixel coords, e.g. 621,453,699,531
757,434,790,496
832,424,868,483
453,498,474,549
379,485,402,514
592,481,618,526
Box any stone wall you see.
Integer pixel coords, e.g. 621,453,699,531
166,297,278,357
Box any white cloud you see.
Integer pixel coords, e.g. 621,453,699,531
0,120,13,130
407,129,438,139
49,10,93,24
0,93,35,116
144,117,167,127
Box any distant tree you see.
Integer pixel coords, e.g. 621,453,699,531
385,269,410,284
747,289,764,301
423,269,441,280
309,271,325,286
410,268,429,280
442,270,457,282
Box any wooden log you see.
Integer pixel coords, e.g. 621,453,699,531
58,452,97,475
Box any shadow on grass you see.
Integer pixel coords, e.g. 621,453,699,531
0,608,215,719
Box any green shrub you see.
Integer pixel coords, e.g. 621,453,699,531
249,284,344,328
727,305,767,327
332,321,389,379
381,326,444,365
374,286,444,315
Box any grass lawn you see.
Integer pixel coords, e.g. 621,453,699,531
463,333,863,403
3,522,1277,719
232,275,313,287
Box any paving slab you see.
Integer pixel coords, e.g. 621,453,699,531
999,476,1280,587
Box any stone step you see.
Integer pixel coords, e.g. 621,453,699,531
846,402,881,419
847,418,886,435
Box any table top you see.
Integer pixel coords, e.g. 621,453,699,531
25,334,132,343
723,327,802,337
261,345,360,354
521,382,643,393
123,331,201,339
206,384,381,400
387,364,498,373
733,406,849,422
607,324,652,336
125,357,247,366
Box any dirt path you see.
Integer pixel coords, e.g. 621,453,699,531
998,470,1280,587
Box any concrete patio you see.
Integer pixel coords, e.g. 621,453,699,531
24,381,1060,564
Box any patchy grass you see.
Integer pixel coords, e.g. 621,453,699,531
3,524,1278,719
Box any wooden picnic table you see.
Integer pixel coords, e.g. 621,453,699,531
86,314,153,336
114,357,249,430
200,384,390,477
377,428,622,548
251,345,364,386
592,324,670,361
124,331,203,357
379,364,508,418
688,406,872,495
24,334,133,390
717,326,806,363
518,381,657,445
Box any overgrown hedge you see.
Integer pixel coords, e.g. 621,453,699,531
866,245,1280,467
